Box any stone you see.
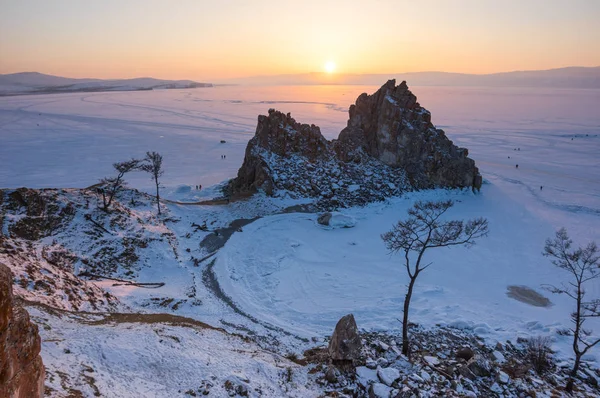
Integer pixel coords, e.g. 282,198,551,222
377,366,401,386
377,340,390,351
467,358,492,377
328,314,362,363
424,356,440,366
317,212,332,226
490,382,503,394
356,366,379,388
366,359,378,369
497,371,510,384
456,347,475,361
492,350,506,363
0,263,45,398
325,367,339,384
369,382,393,398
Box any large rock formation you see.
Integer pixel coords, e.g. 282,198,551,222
229,80,481,206
231,109,330,196
0,263,45,398
335,80,480,188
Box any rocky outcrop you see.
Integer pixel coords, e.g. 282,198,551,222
4,188,75,241
230,109,330,196
0,263,45,398
229,80,482,206
335,80,480,189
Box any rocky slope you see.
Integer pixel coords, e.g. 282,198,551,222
0,263,45,398
0,188,184,312
229,80,482,206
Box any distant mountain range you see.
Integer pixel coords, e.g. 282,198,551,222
0,72,212,96
216,66,600,88
2,67,599,95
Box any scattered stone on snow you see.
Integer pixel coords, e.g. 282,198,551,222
328,314,362,365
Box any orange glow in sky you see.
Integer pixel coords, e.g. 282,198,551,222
1,0,599,80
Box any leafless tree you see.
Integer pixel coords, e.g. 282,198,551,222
141,151,164,215
98,158,141,212
543,228,600,394
381,200,489,356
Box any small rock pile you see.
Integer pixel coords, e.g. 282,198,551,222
257,144,409,208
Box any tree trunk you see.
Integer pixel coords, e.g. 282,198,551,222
566,283,583,394
566,354,581,393
402,276,417,356
101,189,108,211
155,178,161,215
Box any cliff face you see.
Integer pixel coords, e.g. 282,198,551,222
335,80,480,188
230,110,331,196
229,80,482,205
0,263,45,398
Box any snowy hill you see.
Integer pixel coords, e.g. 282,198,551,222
0,72,212,96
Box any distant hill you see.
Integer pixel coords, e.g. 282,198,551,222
0,72,212,96
217,66,600,88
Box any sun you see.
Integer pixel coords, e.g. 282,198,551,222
324,61,336,73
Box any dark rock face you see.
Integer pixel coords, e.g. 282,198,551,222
328,314,362,363
0,263,45,398
230,109,330,196
335,80,480,189
5,188,75,241
229,80,481,204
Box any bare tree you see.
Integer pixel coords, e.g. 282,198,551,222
381,200,489,356
543,228,600,394
98,158,141,212
141,151,164,215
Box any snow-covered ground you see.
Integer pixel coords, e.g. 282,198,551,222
1,85,599,396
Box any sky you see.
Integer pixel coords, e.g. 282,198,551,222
0,0,599,80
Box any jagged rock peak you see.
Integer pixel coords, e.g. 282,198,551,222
228,81,482,205
336,79,481,189
253,109,330,160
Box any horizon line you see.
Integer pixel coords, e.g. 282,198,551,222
2,65,599,83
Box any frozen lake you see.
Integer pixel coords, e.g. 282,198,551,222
0,84,599,212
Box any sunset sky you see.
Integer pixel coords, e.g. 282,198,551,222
1,0,599,80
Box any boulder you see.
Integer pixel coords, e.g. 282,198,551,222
317,212,332,226
456,347,475,361
318,212,356,228
369,383,393,398
377,366,401,386
0,263,45,398
328,314,362,363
